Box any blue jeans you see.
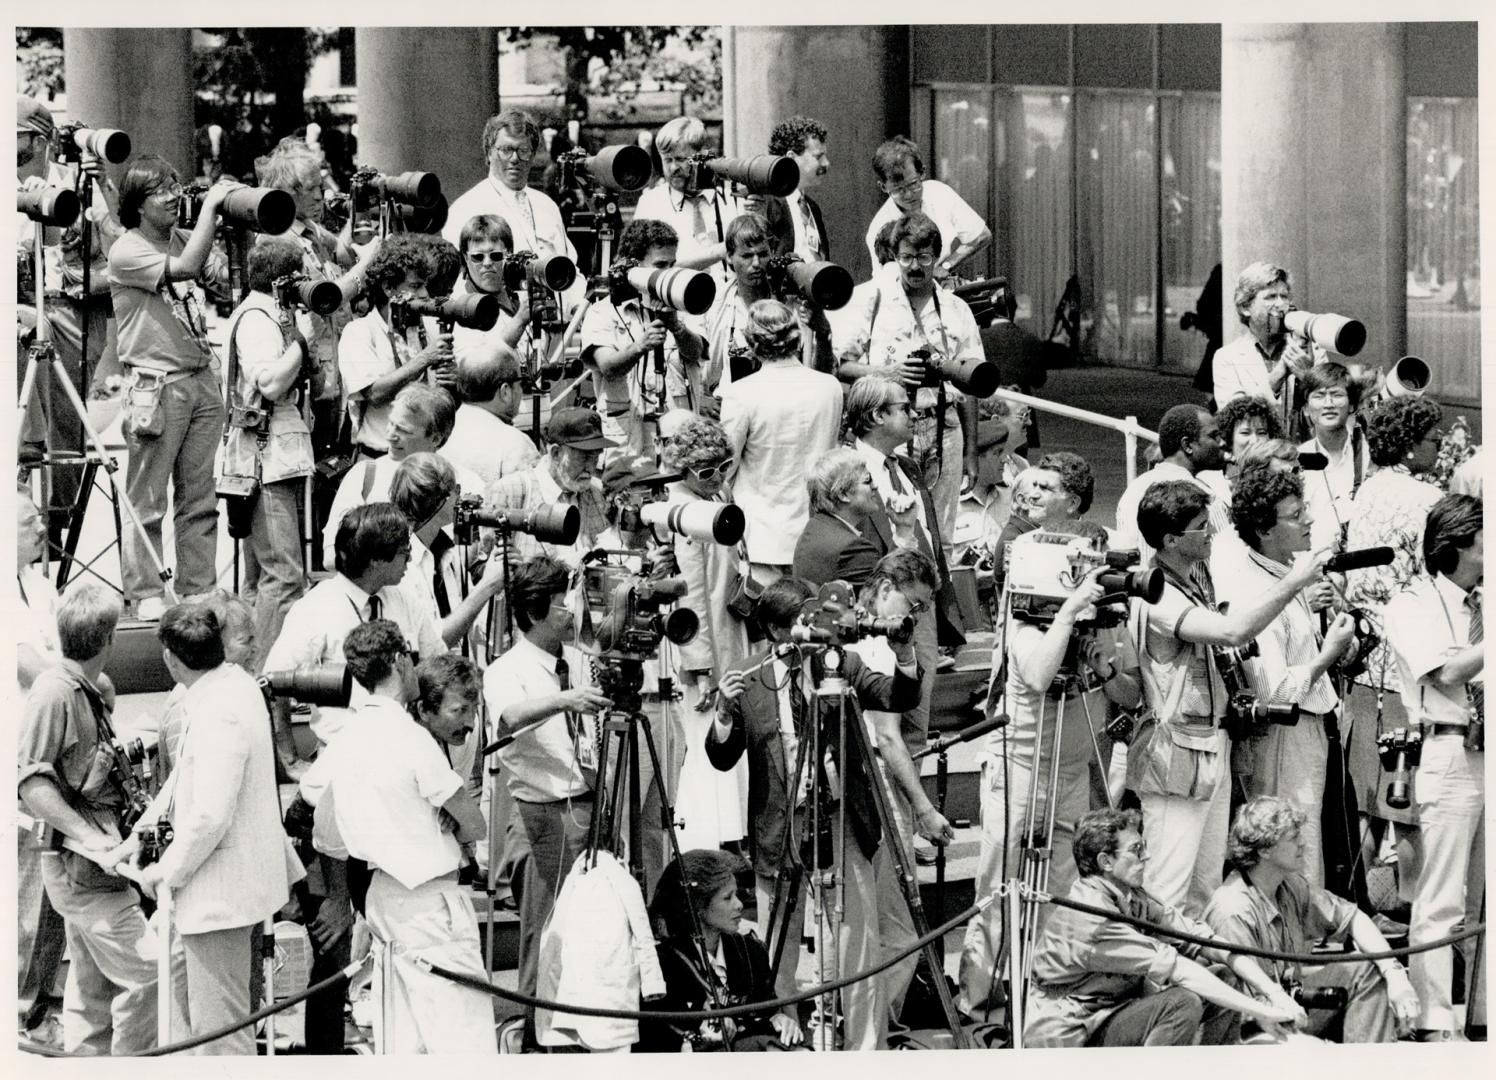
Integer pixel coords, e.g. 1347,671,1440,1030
121,367,224,602
245,478,307,672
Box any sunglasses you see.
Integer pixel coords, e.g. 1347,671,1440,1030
688,459,732,482
466,252,507,264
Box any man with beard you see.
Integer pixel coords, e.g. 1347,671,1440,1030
863,136,990,278
1113,404,1230,564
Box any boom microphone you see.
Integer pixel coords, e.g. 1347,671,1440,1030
1324,547,1395,574
913,714,1010,760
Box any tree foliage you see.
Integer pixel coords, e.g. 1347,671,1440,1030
16,27,65,99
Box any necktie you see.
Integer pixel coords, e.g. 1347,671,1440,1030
885,455,909,496
1466,589,1484,729
800,197,820,259
428,532,454,618
688,195,710,245
514,188,535,246
788,671,812,806
366,594,382,622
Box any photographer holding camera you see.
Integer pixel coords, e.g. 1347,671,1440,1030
767,115,832,261
218,234,316,667
311,620,494,1053
832,212,983,554
634,117,747,286
116,602,296,1054
110,154,242,619
442,342,541,491
1203,796,1417,1042
1128,480,1334,915
1213,262,1327,409
1220,465,1358,888
707,575,921,1049
450,214,538,364
18,582,158,1055
1383,494,1484,1042
337,233,458,457
581,217,706,453
957,521,1142,1017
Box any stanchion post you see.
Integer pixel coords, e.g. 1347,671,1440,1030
157,885,173,1048
1006,880,1024,1049
1124,418,1139,487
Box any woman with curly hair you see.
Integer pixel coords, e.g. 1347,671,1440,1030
1343,394,1445,903
638,849,803,1052
1199,395,1285,532
661,415,751,851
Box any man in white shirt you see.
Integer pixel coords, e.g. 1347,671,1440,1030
1384,494,1485,1041
632,116,745,290
1221,466,1358,887
1297,362,1371,550
312,620,494,1054
718,299,844,582
264,502,444,771
1212,261,1325,409
768,115,831,261
442,343,540,491
1114,403,1229,563
482,557,611,1037
444,108,583,315
863,135,990,277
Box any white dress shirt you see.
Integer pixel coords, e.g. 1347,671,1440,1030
632,183,745,290
1299,427,1369,551
443,177,584,312
1385,575,1483,731
1220,549,1339,714
863,179,987,269
441,403,541,494
1113,461,1229,565
854,437,933,554
482,636,595,804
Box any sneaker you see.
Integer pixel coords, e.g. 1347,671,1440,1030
21,1015,64,1050
135,596,165,621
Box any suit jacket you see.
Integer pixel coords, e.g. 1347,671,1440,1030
764,193,830,261
706,646,919,878
792,510,882,588
147,663,297,933
637,932,777,1052
861,453,968,648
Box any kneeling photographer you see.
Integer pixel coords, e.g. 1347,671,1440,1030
707,576,921,1050
1203,796,1418,1042
957,521,1143,1019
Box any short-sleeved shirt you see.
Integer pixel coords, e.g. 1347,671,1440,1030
863,179,987,270
108,228,217,372
579,297,694,453
632,184,745,291
484,464,609,569
1385,574,1482,730
1134,577,1227,723
262,573,444,747
18,662,124,832
1299,426,1369,551
482,636,595,804
311,696,463,890
220,292,314,485
1203,869,1357,985
337,308,412,452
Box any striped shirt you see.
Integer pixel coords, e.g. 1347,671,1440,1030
1219,549,1339,715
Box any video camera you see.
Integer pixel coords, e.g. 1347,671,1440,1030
907,346,1000,398
392,293,500,333
179,182,295,234
790,580,913,647
17,185,80,226
1377,727,1422,810
452,495,580,547
1005,531,1161,629
583,561,698,658
273,272,343,316
685,153,800,198
556,145,652,194
767,253,853,311
55,123,131,165
258,664,353,709
609,260,716,316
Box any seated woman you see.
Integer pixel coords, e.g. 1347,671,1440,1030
638,849,803,1052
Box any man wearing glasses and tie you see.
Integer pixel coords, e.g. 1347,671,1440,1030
633,116,748,290
862,135,991,278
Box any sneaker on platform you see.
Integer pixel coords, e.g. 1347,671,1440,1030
135,596,165,621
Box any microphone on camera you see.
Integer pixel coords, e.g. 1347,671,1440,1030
1324,546,1395,575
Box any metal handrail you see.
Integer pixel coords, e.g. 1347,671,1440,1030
989,386,1158,486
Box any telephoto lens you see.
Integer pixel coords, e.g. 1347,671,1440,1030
17,185,80,227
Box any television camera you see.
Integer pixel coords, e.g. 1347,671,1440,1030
790,580,913,647
1004,531,1161,629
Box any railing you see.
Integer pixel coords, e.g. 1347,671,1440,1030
989,386,1158,486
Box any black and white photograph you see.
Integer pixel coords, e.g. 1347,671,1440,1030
8,8,1489,1064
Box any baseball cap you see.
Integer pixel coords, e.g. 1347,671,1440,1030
600,453,661,496
17,95,55,140
544,407,618,452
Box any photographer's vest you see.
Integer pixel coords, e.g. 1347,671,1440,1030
220,303,313,486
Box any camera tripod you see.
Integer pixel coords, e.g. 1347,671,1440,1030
17,222,177,606
759,642,970,1050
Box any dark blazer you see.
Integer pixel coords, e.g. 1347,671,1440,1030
706,646,919,878
792,510,881,587
764,193,830,260
637,932,778,1052
860,452,968,648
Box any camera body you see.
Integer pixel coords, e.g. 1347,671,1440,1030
1216,639,1301,740
347,166,442,211
1005,531,1161,629
137,820,175,868
1376,727,1423,810
790,580,913,647
907,345,1001,398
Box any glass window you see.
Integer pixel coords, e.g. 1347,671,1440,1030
931,88,993,279
1076,91,1157,367
997,89,1072,335
1407,97,1479,406
1160,92,1222,375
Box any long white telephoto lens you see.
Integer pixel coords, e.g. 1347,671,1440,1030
626,266,716,315
639,500,745,545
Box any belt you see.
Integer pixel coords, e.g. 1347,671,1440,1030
125,364,207,387
1424,723,1470,738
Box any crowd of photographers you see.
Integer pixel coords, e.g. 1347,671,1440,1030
15,91,1484,1054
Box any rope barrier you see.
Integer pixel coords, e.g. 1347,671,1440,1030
1031,886,1485,966
17,954,371,1058
419,898,989,1024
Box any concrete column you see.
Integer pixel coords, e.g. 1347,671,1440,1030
723,26,909,281
355,27,499,207
1221,24,1406,366
63,28,195,176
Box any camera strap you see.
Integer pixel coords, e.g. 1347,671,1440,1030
224,306,281,447
1156,566,1221,720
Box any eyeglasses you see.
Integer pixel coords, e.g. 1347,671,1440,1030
466,252,507,264
881,177,922,197
895,252,936,268
1120,841,1147,857
149,182,186,199
887,400,916,415
689,459,732,482
906,598,930,616
492,146,534,162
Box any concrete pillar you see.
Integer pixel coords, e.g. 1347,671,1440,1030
63,28,195,176
1221,24,1406,366
355,28,499,207
723,26,909,281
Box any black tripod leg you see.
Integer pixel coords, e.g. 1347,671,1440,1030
766,730,816,991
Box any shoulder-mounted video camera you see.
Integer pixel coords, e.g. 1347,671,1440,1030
391,292,500,334
608,259,716,316
684,153,800,197
452,495,580,548
179,182,296,235
766,253,853,311
54,123,131,166
906,345,1000,398
1377,727,1422,810
790,580,913,647
1005,531,1161,629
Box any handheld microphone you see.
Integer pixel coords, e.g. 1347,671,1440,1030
1324,547,1395,575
